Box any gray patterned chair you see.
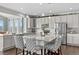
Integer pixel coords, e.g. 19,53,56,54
45,35,62,55
14,34,28,55
25,38,43,55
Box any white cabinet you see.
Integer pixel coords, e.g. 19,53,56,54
0,35,15,51
36,18,40,28
73,37,79,45
36,17,50,28
49,17,55,28
3,36,11,49
66,14,79,28
72,35,79,46
72,14,79,28
67,34,79,46
61,16,67,23
3,35,15,50
66,15,73,27
54,16,61,23
0,36,3,51
67,34,73,44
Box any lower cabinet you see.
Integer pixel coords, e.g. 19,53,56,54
72,36,79,46
3,35,15,51
67,34,79,46
67,35,73,44
0,36,3,51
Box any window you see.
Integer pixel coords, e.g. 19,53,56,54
8,17,28,34
0,18,4,32
23,18,27,33
8,17,23,34
15,18,22,34
8,18,14,33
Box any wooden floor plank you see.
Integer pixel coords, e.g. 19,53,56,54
1,45,79,55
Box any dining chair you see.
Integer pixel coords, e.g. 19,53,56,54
25,37,43,55
14,34,28,55
35,28,46,55
45,35,62,55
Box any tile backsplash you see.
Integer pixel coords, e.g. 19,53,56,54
67,27,79,34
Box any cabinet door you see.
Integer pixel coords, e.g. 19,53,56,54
54,16,61,23
66,15,73,28
44,17,49,24
0,37,3,51
61,16,67,23
73,37,79,45
10,36,15,47
67,35,73,44
66,14,79,28
72,14,79,28
73,35,79,45
36,18,41,28
3,36,12,49
49,17,55,28
3,35,15,50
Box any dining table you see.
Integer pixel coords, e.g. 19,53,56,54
23,34,57,55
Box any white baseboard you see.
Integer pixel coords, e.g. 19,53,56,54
67,43,79,47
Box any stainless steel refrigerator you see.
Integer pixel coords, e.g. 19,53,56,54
55,22,67,45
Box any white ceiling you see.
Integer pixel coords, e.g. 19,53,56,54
0,3,79,16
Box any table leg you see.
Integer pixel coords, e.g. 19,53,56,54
44,49,46,55
41,47,44,55
42,46,45,55
41,49,43,55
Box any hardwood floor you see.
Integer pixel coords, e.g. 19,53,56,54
62,45,79,55
1,45,79,55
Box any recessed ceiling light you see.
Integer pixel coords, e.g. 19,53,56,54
40,3,43,5
42,13,45,16
48,16,51,19
26,15,29,18
49,10,52,13
20,8,23,10
18,14,24,17
70,8,72,10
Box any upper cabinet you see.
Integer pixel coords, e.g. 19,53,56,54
53,16,67,23
66,15,73,28
54,16,61,23
66,14,79,28
49,17,55,28
36,17,50,28
36,14,79,29
61,16,67,23
72,14,79,28
0,16,8,32
36,18,42,28
52,14,79,28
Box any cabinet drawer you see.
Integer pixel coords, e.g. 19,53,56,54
3,35,14,49
73,37,79,45
3,39,12,49
67,36,73,44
